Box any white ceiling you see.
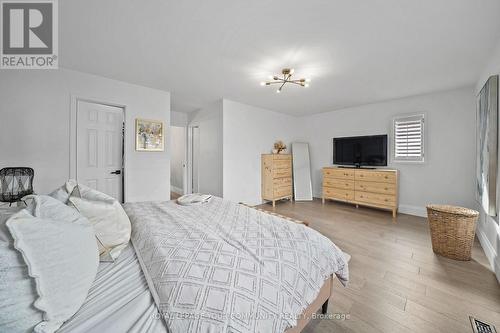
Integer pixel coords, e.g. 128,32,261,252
60,0,500,116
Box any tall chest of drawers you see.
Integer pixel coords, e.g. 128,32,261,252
261,154,293,207
322,167,399,217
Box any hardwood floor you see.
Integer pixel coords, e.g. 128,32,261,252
257,199,500,333
170,191,182,200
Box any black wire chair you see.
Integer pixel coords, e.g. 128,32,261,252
0,167,34,206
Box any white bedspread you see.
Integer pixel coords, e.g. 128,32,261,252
58,244,166,333
125,197,348,333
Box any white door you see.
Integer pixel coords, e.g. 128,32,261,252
76,100,124,201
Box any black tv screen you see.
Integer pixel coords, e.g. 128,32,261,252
333,135,388,167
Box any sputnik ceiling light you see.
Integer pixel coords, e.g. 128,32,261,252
260,68,311,93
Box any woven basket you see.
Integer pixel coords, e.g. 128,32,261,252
426,205,479,261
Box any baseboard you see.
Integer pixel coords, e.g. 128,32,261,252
476,228,500,283
171,186,183,194
398,204,427,218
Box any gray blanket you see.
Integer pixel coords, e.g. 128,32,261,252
124,197,348,333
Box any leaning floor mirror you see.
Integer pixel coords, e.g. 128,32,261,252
292,142,313,201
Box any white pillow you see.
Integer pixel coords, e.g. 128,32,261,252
5,196,99,333
66,181,131,261
177,193,212,206
0,207,44,333
47,186,70,204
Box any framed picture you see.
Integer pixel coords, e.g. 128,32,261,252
476,75,498,216
135,118,164,151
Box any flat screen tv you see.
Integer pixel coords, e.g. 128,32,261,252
333,135,388,167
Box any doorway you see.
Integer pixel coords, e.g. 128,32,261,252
187,126,200,194
75,100,124,202
170,126,187,199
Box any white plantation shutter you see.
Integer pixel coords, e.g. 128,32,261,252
393,114,424,162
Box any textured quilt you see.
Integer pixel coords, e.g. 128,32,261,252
124,197,348,333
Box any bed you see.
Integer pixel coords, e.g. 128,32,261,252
57,244,167,333
57,247,336,333
4,196,348,333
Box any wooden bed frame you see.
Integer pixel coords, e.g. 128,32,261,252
285,275,334,333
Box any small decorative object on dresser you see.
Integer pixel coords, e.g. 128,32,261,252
322,167,399,217
273,140,287,154
261,154,293,207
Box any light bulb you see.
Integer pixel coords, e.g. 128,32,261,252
268,75,274,80
276,89,281,93
305,83,310,88
290,68,295,74
260,82,266,86
306,78,311,82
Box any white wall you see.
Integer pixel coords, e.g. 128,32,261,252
476,38,500,281
171,110,188,127
0,69,171,202
221,89,476,212
188,101,223,196
222,99,301,205
170,111,188,194
303,87,476,217
170,126,186,193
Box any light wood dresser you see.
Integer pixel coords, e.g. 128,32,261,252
322,167,399,217
261,154,293,207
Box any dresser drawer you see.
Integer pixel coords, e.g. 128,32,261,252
323,187,354,201
355,181,396,195
273,168,292,178
273,154,291,160
274,177,292,187
273,159,292,169
355,191,395,206
323,168,355,180
355,170,396,183
274,185,292,197
324,178,355,190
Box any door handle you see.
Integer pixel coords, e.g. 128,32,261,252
110,170,121,175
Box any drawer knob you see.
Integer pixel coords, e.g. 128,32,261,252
385,187,388,190
384,176,388,179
